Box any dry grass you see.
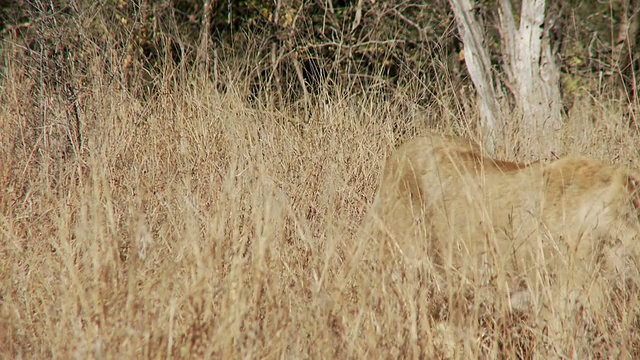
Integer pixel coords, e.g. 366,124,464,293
1,37,640,359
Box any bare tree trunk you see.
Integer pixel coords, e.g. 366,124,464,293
449,0,505,154
270,0,283,107
449,0,563,157
197,0,212,74
499,0,562,155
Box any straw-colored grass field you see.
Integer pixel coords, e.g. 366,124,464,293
2,32,640,358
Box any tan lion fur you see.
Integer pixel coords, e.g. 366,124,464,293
363,132,640,318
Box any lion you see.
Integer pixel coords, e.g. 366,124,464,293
362,132,640,333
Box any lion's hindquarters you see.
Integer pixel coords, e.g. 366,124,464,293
544,162,640,269
363,134,640,304
359,134,640,356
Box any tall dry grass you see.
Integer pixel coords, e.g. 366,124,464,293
1,28,640,359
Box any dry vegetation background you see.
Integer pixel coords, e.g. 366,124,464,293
1,0,640,358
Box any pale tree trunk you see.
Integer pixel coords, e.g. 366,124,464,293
449,0,563,156
449,0,505,154
612,0,639,106
197,0,213,74
499,0,562,155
